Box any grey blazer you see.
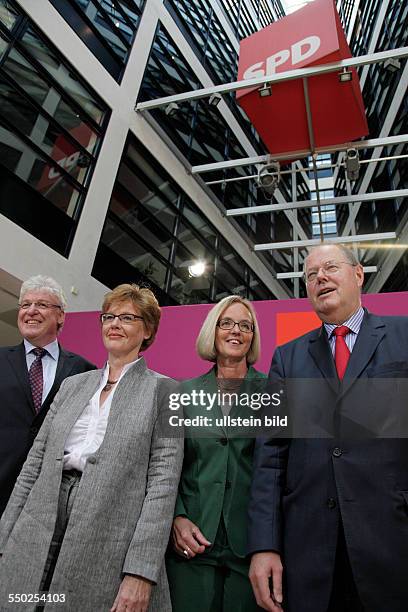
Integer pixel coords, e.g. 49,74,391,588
0,358,183,611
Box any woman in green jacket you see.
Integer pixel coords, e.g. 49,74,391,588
167,295,266,611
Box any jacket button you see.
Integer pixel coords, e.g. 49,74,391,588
327,497,337,509
219,437,228,446
30,427,39,436
283,486,292,495
225,481,231,490
87,455,97,464
332,447,342,457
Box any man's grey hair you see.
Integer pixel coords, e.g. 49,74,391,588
303,244,360,273
19,275,67,310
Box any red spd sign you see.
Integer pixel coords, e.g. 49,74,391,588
237,0,368,156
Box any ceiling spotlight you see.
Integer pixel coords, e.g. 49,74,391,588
345,148,360,181
257,161,280,198
258,83,272,98
383,58,401,73
208,93,222,107
165,102,179,116
188,261,206,278
339,67,353,83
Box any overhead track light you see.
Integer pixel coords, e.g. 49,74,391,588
339,67,353,82
165,102,179,116
258,83,272,97
345,148,360,181
257,160,280,198
383,57,401,73
208,93,222,107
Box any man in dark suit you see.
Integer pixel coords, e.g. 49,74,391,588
0,275,96,516
247,244,408,612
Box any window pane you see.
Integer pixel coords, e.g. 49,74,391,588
0,74,92,185
2,47,100,157
0,123,81,214
102,218,167,288
0,0,19,30
175,222,214,267
19,27,106,125
116,163,177,230
182,201,217,247
110,191,172,261
169,270,212,304
0,34,6,59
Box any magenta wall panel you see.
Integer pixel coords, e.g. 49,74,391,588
59,292,408,378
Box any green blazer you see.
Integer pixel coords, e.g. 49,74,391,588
174,365,267,558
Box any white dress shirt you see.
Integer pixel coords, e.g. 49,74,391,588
24,338,59,404
63,358,140,472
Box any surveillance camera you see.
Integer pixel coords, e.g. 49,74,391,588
345,148,360,181
257,161,280,198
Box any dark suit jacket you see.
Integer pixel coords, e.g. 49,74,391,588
174,365,267,558
0,342,96,516
247,311,408,612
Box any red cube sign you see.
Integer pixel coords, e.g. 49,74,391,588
236,0,368,157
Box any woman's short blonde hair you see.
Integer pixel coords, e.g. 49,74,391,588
102,284,161,351
196,295,260,364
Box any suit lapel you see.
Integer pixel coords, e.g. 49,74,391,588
203,368,227,433
43,346,76,406
341,312,386,397
308,326,339,394
6,343,35,413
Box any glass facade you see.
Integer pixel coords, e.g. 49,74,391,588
221,0,284,39
335,0,408,278
93,133,274,304
137,15,311,277
48,0,146,81
0,0,109,255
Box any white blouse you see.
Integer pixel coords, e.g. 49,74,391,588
63,358,140,472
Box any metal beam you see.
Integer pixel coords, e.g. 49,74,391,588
192,134,408,173
255,233,396,251
205,153,408,185
225,188,408,217
277,265,377,279
365,215,408,293
135,47,408,111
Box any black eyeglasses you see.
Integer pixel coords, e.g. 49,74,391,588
217,318,254,333
100,313,144,324
19,301,62,311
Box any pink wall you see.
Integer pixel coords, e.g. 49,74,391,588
59,292,408,378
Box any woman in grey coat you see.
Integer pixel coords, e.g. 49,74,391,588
0,284,183,612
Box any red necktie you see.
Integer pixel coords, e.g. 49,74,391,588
333,326,350,380
29,348,46,413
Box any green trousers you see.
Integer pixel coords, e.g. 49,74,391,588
166,519,261,612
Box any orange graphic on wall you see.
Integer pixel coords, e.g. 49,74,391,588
276,311,321,346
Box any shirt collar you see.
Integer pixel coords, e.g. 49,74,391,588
103,357,141,382
324,306,365,338
24,338,59,360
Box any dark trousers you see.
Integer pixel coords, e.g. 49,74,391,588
328,523,365,612
166,517,261,612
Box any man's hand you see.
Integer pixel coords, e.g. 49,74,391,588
249,551,283,611
171,516,211,558
110,575,153,612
